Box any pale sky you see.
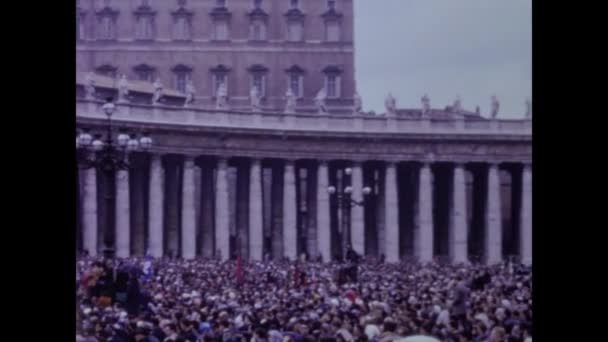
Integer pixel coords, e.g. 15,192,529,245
354,0,531,119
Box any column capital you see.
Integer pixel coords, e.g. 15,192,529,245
317,159,330,166
385,161,397,168
522,162,532,171
217,158,229,169
453,162,467,169
184,155,196,168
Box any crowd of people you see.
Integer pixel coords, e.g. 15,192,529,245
76,250,532,342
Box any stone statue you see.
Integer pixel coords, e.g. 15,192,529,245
525,98,532,119
117,74,129,103
184,79,196,107
285,87,296,114
152,77,163,104
453,95,462,113
216,81,228,109
491,95,500,119
315,87,328,114
475,105,480,116
421,94,430,116
385,92,396,115
84,72,96,100
353,91,362,114
250,85,261,112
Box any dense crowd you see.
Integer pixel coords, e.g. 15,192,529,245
76,252,532,342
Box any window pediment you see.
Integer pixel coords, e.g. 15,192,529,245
134,5,156,17
210,64,231,73
248,8,269,21
210,6,232,20
286,65,305,74
248,64,269,73
172,7,194,18
96,6,119,18
322,65,342,74
134,64,155,72
285,8,305,21
172,64,193,73
321,8,343,21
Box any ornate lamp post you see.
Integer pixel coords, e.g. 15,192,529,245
76,98,153,258
327,167,371,258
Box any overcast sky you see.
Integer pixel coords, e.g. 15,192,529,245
354,0,531,119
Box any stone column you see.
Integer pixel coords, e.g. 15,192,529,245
215,158,230,261
485,163,503,264
249,159,264,261
115,169,130,258
450,163,468,264
283,160,297,260
520,164,532,265
316,161,331,262
82,167,98,257
350,162,365,255
417,163,434,263
200,165,215,258
181,156,197,259
384,162,399,262
148,154,164,258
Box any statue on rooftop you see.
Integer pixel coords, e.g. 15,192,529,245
315,87,328,114
453,95,462,113
285,87,296,114
421,94,430,116
250,84,261,112
385,92,397,115
84,72,96,100
152,77,163,105
215,81,228,110
491,95,500,119
184,79,196,108
353,92,362,114
117,74,129,103
525,98,532,119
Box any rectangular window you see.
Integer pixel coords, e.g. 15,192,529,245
137,16,154,40
327,75,336,98
175,73,190,93
251,74,265,97
174,17,190,40
215,21,229,40
325,74,341,98
251,21,265,40
137,70,153,82
213,74,227,95
287,21,302,42
99,16,114,39
326,21,339,42
289,74,303,97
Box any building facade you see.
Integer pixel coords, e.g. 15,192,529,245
76,0,532,265
76,0,355,113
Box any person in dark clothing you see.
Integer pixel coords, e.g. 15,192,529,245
345,246,360,282
126,275,142,317
115,266,130,304
179,320,199,342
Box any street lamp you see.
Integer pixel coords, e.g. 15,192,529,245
327,167,371,258
77,97,153,258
